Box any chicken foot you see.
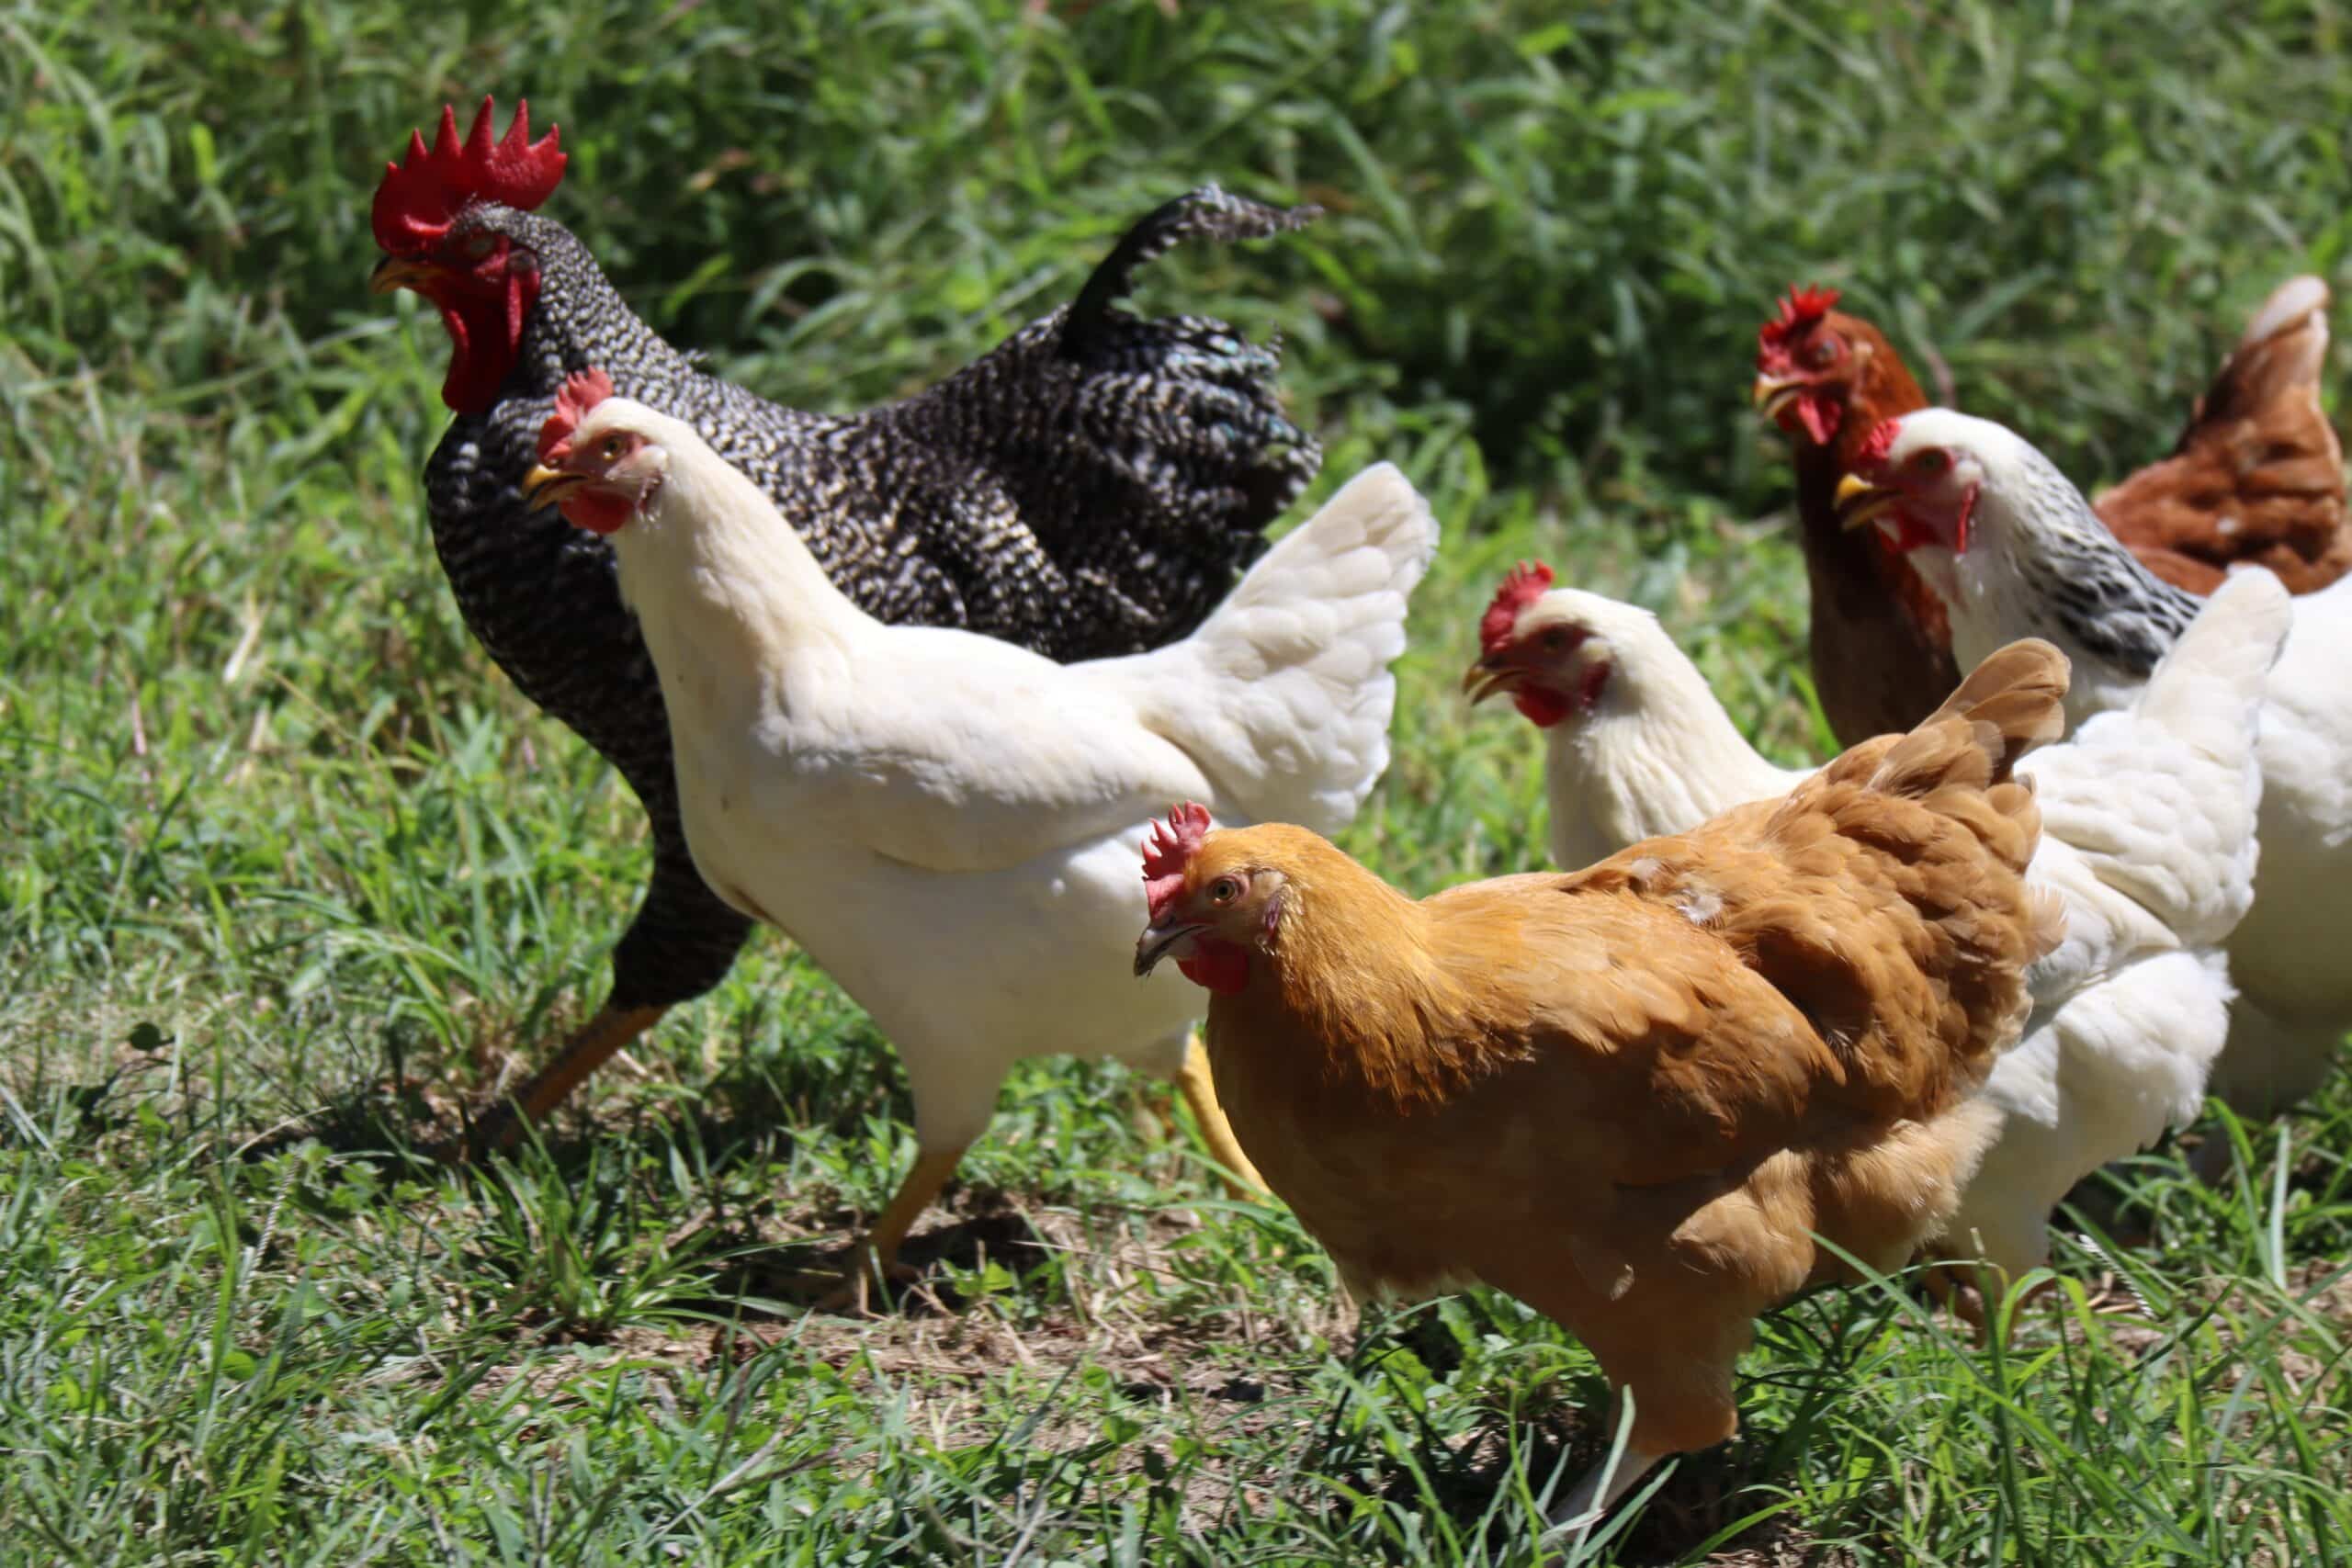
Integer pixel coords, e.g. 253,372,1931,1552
1172,1034,1267,1195
804,1143,970,1316
1546,1436,1667,1543
463,1001,670,1156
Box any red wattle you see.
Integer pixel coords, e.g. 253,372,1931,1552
1177,939,1250,996
429,265,540,414
558,491,635,536
1795,390,1841,446
1513,685,1572,728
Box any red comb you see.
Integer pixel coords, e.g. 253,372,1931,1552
1758,284,1841,351
1478,561,1555,654
537,367,614,463
1142,803,1214,919
1855,415,1905,473
372,96,567,254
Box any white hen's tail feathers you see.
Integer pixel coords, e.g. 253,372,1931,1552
1105,464,1439,830
2033,568,2290,953
2132,568,2291,775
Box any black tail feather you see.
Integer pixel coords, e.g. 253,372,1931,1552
1065,185,1321,355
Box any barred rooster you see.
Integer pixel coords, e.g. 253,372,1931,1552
370,99,1322,1143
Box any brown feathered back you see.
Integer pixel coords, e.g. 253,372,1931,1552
2093,276,2351,594
1163,639,2068,1463
1564,638,2067,1124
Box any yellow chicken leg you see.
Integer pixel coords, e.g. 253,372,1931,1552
1174,1034,1265,1195
466,1002,669,1156
817,1143,969,1315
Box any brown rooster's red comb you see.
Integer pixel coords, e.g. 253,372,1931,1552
373,96,567,254
537,367,614,463
1478,561,1555,654
1142,803,1215,919
1855,414,1905,473
1758,284,1840,352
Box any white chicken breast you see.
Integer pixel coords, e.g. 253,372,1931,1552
1468,565,2287,1290
523,370,1437,1302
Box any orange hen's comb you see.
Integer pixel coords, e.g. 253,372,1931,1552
1142,803,1214,919
373,96,567,254
1758,283,1840,352
537,367,614,463
1478,561,1555,654
1855,414,1905,474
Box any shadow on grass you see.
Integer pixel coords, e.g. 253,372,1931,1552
1283,1298,1872,1565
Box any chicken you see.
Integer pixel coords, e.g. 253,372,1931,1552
521,370,1436,1303
1752,287,1960,745
1754,278,2348,743
370,99,1323,1145
1135,642,2067,1529
1842,409,2352,1119
1468,565,2286,1299
1464,562,1804,871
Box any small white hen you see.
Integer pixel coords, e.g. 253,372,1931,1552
1467,561,2287,1294
524,368,1437,1304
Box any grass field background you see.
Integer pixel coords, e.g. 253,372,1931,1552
6,1,2352,1561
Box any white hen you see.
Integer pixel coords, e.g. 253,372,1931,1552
1845,409,2352,1118
1468,563,2287,1287
521,369,1436,1299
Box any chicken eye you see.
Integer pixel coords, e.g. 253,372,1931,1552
1909,448,1952,477
601,437,626,461
458,232,497,261
1804,336,1841,367
1208,877,1241,905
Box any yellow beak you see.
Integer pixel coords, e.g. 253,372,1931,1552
369,255,435,296
1461,654,1521,705
1752,374,1803,422
1834,471,1900,532
520,464,580,511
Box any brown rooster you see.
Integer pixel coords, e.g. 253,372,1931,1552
1753,278,2346,744
1133,641,2070,1532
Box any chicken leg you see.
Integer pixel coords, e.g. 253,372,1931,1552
1547,1440,1666,1543
464,1001,669,1156
815,1143,970,1315
1544,1382,1668,1543
1173,1034,1266,1194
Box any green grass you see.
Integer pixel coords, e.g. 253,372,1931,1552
6,0,2352,1560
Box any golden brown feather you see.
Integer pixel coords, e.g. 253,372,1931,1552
2092,276,2351,594
1138,639,2068,1495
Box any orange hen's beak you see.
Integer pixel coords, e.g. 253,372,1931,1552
1134,918,1206,978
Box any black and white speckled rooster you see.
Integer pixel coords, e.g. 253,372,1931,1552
369,98,1322,1144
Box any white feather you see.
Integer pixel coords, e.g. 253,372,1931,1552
588,399,1438,1150
1503,572,2283,1279
1886,409,2352,1118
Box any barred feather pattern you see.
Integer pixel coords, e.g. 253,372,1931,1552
419,188,1322,1011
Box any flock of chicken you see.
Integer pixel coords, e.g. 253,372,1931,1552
371,100,2352,1531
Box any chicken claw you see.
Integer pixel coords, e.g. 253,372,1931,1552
788,1144,970,1316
